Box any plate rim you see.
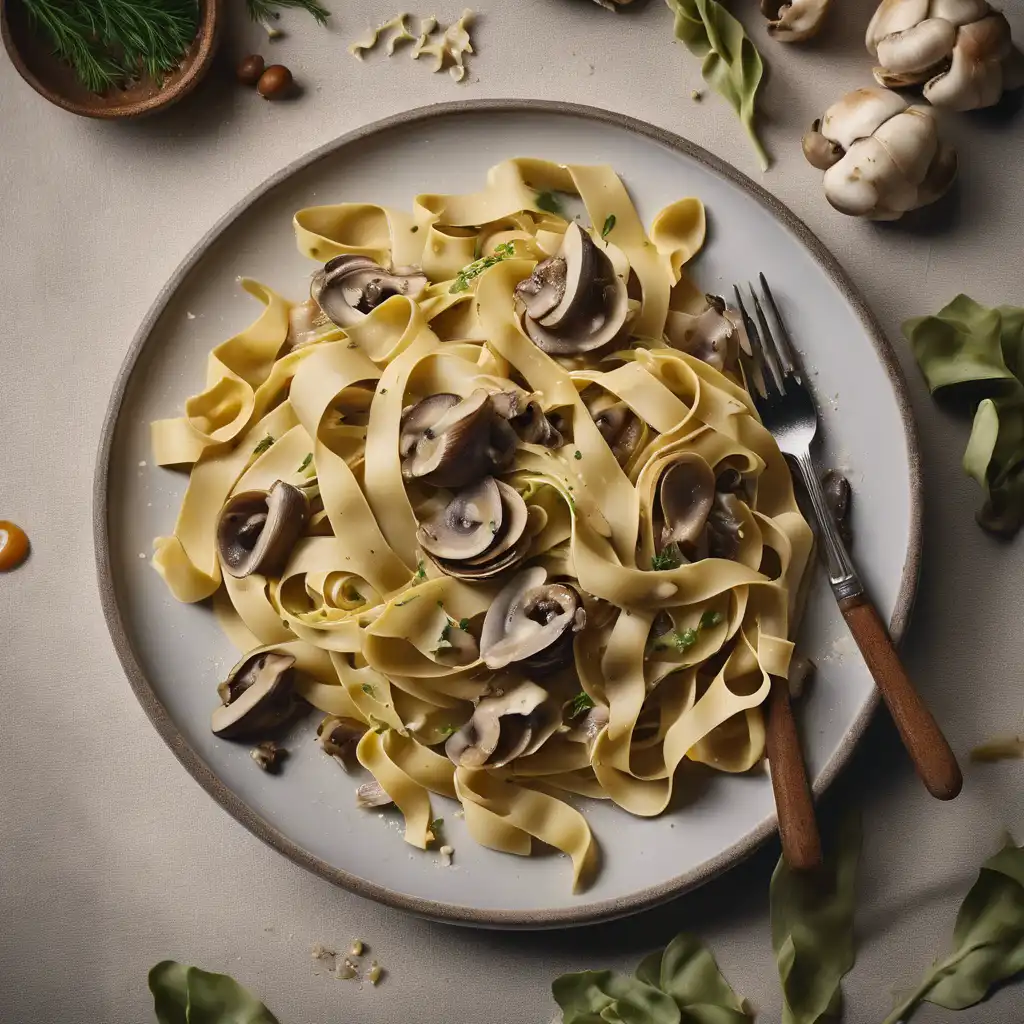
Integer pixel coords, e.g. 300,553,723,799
93,99,922,929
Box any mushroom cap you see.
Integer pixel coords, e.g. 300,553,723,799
658,454,717,550
445,680,551,768
311,254,428,328
875,17,957,74
401,390,516,489
802,127,844,170
762,0,831,42
417,476,503,560
590,399,646,467
211,651,297,739
516,223,631,356
923,13,1012,109
665,297,741,371
819,87,909,149
491,389,564,448
480,566,586,672
217,480,310,580
317,714,366,765
867,0,931,53
399,393,460,459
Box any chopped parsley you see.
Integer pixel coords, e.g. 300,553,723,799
298,452,314,473
429,818,444,841
652,628,699,653
450,242,517,294
435,622,453,650
601,214,616,238
253,435,274,456
380,388,388,395
458,618,470,631
361,683,376,696
437,723,457,739
567,690,596,720
414,561,427,582
411,225,419,233
574,450,583,461
699,610,723,630
651,545,684,571
534,190,564,216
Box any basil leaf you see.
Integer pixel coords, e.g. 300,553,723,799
149,962,280,1024
883,839,1024,1024
905,296,1024,536
664,0,768,170
770,812,861,1024
636,934,751,1024
553,969,681,1024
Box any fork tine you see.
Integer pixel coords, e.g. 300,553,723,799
749,284,787,395
759,273,801,381
733,285,774,402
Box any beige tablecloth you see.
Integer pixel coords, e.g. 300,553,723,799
2,1,1024,1020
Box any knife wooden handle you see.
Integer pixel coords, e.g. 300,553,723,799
766,674,822,870
839,594,962,801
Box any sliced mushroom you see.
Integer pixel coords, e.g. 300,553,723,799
401,390,516,488
211,651,297,739
590,400,645,467
311,255,428,328
515,223,631,355
317,714,366,769
356,778,394,808
250,740,288,773
480,566,586,673
217,480,310,579
420,479,532,580
658,454,716,552
399,393,459,459
491,389,564,447
445,680,551,768
666,295,743,372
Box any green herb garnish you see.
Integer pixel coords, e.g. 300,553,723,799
361,683,376,696
298,452,313,473
435,622,453,650
253,435,274,457
449,242,517,294
651,546,683,571
535,191,564,216
602,214,616,238
574,450,583,460
22,0,200,93
458,618,470,631
246,0,329,31
414,561,427,582
699,610,723,630
567,691,596,720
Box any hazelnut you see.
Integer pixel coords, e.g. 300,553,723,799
257,64,294,100
236,54,265,87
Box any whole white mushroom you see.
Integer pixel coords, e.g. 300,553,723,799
802,87,957,220
866,0,1023,110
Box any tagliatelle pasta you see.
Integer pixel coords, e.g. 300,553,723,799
151,159,813,892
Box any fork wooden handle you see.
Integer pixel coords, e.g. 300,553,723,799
839,594,962,801
766,675,822,870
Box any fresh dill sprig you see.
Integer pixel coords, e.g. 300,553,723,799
22,0,199,91
449,242,516,294
246,0,330,27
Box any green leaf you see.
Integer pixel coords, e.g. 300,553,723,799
637,935,751,1024
535,191,565,216
883,839,1024,1024
450,242,517,294
770,812,861,1024
699,610,723,630
252,435,274,457
553,970,681,1024
149,962,279,1024
602,214,617,238
567,690,596,719
664,0,768,170
905,297,1024,537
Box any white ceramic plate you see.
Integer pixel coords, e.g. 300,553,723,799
95,101,921,928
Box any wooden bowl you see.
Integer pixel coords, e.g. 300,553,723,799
1,0,221,119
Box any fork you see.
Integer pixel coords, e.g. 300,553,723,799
735,275,963,819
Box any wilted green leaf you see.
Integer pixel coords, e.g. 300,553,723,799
149,962,280,1024
553,970,681,1024
883,839,1024,1024
636,934,751,1024
770,812,861,1024
664,0,768,170
905,296,1024,537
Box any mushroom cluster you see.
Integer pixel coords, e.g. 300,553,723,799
311,254,429,328
217,480,310,579
802,87,957,220
867,0,1021,110
445,680,560,768
514,223,632,355
480,567,586,674
761,0,831,42
212,651,298,739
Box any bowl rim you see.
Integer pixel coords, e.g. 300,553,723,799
93,99,923,929
0,0,220,119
